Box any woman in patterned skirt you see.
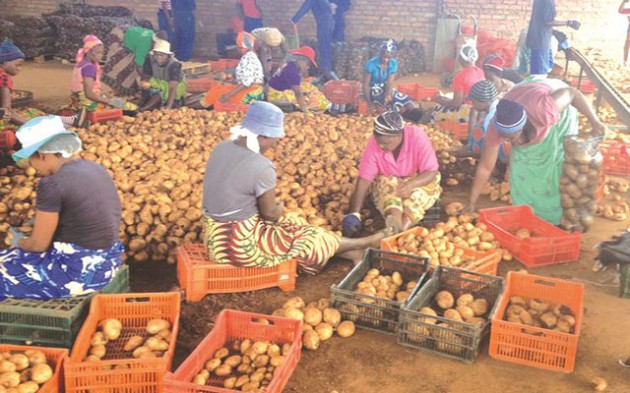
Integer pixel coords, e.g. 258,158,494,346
343,111,441,236
202,102,389,273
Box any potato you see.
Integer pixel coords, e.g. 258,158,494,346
90,345,107,359
240,339,252,355
265,344,280,358
100,318,122,340
391,272,403,286
23,351,46,366
282,297,305,310
146,319,170,334
235,375,250,388
540,312,558,329
470,299,489,317
515,229,531,239
241,381,261,392
281,343,291,356
467,317,486,325
223,377,237,389
317,298,331,310
283,308,304,321
224,355,242,368
123,335,144,351
0,363,15,374
269,355,285,368
336,321,356,338
213,347,229,359
253,355,270,368
155,329,172,342
304,307,323,327
303,330,321,350
29,363,53,384
315,323,334,341
145,337,169,352
251,342,269,356
435,291,455,310
519,310,534,326
559,314,576,328
456,294,474,307
444,309,463,322
509,296,527,306
250,370,265,383
322,308,341,328
192,372,208,385
237,363,253,374
0,372,20,388
15,381,39,393
84,355,101,362
132,346,151,359
214,364,232,377
456,306,475,321
419,307,438,324
90,332,108,347
204,358,221,372
529,299,550,313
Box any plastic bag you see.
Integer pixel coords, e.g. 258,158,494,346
559,136,603,232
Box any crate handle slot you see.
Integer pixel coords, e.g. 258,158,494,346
251,317,276,326
125,297,151,303
532,279,558,287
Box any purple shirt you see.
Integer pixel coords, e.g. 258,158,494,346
77,59,98,80
268,61,301,91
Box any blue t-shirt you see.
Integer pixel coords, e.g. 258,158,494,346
526,0,556,50
364,57,398,86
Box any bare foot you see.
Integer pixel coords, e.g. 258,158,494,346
337,249,366,265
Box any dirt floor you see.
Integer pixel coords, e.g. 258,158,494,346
14,62,630,393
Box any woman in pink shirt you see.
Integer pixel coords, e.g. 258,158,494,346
343,111,441,235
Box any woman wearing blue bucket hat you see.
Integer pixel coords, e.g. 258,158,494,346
0,116,124,300
202,102,390,273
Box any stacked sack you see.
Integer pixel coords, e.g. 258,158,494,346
0,16,55,58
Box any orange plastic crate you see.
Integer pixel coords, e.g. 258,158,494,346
396,83,439,101
569,78,597,94
595,172,606,202
187,78,216,93
0,130,16,150
478,205,581,268
600,141,630,176
380,227,502,276
177,244,296,302
209,59,240,72
489,272,584,373
164,310,302,393
65,292,181,393
214,101,249,112
435,120,468,140
323,79,361,105
87,109,123,124
0,344,68,392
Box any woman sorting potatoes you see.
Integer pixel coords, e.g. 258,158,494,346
202,102,390,274
342,111,442,235
464,81,607,225
0,116,124,300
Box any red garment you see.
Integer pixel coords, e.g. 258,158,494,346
0,68,13,90
452,66,485,99
229,16,245,33
237,0,261,18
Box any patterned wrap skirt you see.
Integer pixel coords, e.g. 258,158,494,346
430,103,471,124
204,214,341,275
370,83,412,111
370,173,442,224
0,242,124,300
263,82,332,113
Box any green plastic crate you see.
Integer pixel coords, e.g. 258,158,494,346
0,264,129,348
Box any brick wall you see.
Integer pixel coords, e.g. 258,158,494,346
1,0,626,62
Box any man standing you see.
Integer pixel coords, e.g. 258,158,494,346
172,0,196,61
331,0,351,42
157,0,174,43
291,0,338,81
620,0,630,65
525,0,580,76
237,0,263,32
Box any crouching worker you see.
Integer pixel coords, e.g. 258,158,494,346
139,39,187,111
202,102,391,271
344,111,441,235
1,116,123,300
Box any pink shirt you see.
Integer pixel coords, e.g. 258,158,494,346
486,82,559,148
359,126,439,181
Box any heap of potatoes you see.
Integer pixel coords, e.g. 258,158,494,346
192,340,289,391
503,296,577,334
596,179,629,221
481,181,511,203
353,268,418,304
0,350,54,392
271,297,355,351
84,318,172,362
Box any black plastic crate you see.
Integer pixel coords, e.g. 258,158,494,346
621,264,630,299
0,264,129,348
420,201,442,226
397,265,503,363
330,248,429,334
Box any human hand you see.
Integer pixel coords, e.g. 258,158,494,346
592,120,608,137
567,20,581,30
461,204,476,215
342,213,362,237
7,227,26,248
396,181,415,199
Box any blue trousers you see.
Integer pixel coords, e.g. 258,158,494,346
316,15,335,74
530,47,552,75
173,10,195,60
216,32,237,56
244,17,263,33
157,9,173,43
332,11,347,41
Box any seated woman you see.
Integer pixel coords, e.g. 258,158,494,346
431,45,485,124
362,40,422,122
258,46,331,113
482,54,515,98
70,35,133,122
343,111,441,236
250,27,289,78
138,39,187,111
200,32,264,108
202,102,389,272
1,116,123,300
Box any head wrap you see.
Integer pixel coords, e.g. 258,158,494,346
374,111,404,135
75,35,103,63
237,32,256,53
493,99,528,135
263,28,283,47
0,39,25,63
459,44,478,64
467,80,499,102
380,39,397,54
231,102,285,153
482,53,504,71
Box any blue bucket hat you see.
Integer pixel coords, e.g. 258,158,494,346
241,102,285,138
493,99,528,135
12,116,76,161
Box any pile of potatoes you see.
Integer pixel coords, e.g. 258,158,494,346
0,350,54,392
503,296,577,334
271,297,355,351
353,268,417,304
84,318,172,362
481,181,511,203
192,340,288,391
596,179,629,221
560,137,603,232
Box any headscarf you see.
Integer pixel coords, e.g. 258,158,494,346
459,44,478,64
0,39,25,63
374,111,404,136
467,80,499,102
380,39,397,54
493,99,528,135
262,28,283,47
237,32,256,53
76,35,103,64
482,53,504,72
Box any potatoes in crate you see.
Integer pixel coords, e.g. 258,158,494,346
504,296,577,334
424,291,490,324
0,350,54,390
352,268,416,304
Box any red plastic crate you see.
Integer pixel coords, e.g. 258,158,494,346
435,120,468,140
187,78,216,93
596,172,606,202
214,101,249,112
489,272,584,373
164,310,302,393
478,205,581,268
0,344,68,392
357,99,386,116
177,243,296,302
570,78,597,94
65,292,181,393
396,83,439,101
87,109,123,124
323,80,361,105
209,59,240,73
600,141,630,176
0,130,17,150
